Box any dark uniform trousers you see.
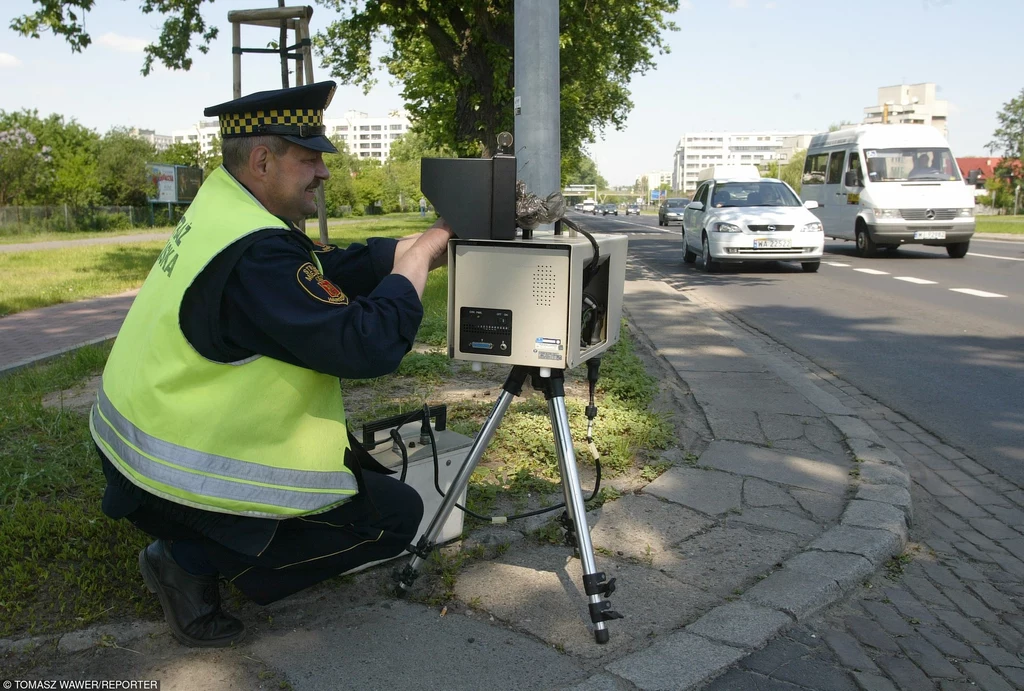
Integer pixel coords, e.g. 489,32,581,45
99,449,423,605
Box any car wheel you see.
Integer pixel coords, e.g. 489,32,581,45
683,237,697,263
802,260,820,273
946,241,969,258
702,234,719,273
855,224,876,258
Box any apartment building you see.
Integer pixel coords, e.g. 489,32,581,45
862,83,948,139
129,128,174,151
672,131,816,192
170,109,412,160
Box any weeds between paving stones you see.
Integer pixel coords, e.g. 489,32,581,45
1,321,682,641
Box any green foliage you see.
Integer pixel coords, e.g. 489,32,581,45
316,0,680,158
396,351,452,381
781,149,806,194
96,128,158,206
598,326,658,408
989,88,1024,161
156,141,203,167
0,345,159,638
562,152,608,190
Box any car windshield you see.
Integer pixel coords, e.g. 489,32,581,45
665,198,690,208
863,147,961,182
710,181,801,208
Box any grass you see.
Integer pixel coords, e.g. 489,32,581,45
0,214,440,318
0,229,172,245
976,215,1024,235
0,343,161,638
0,275,670,637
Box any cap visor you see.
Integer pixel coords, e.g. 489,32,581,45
282,135,338,154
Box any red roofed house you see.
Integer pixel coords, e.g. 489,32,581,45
956,157,1002,189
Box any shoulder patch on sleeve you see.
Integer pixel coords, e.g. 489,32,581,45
312,241,337,253
297,262,349,305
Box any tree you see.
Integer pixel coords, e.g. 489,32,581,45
561,152,607,190
95,128,158,206
989,88,1024,160
11,0,218,76
14,1,679,159
158,141,203,168
780,149,806,193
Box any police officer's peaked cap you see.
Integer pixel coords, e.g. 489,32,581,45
204,81,339,154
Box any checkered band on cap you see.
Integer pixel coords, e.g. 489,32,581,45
219,108,323,136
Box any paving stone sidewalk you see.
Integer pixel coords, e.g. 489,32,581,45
700,309,1024,691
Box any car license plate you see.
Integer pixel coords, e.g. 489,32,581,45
753,238,791,249
914,230,946,240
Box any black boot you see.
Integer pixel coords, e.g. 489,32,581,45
138,540,246,648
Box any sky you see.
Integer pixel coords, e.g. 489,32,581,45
1,0,1021,187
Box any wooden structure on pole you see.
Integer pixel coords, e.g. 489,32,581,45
227,4,329,244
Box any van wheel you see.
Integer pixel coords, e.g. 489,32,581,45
855,226,876,258
802,261,820,273
702,235,719,273
946,241,969,258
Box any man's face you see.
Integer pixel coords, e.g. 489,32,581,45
263,144,330,223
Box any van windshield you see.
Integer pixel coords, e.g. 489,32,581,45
863,148,961,182
710,181,801,208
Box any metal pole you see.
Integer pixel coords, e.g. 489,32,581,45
514,0,560,231
232,22,241,98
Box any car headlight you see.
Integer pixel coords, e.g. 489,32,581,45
958,208,973,217
713,222,741,233
802,222,823,233
873,208,900,219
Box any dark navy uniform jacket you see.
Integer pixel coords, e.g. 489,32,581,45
100,221,423,555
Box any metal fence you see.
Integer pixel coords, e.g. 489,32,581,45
0,205,173,234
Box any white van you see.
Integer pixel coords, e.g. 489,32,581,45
800,124,974,257
697,164,761,183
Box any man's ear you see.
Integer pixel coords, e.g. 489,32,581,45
249,145,270,179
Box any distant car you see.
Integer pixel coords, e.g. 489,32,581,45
658,198,691,226
581,201,596,213
600,203,618,216
681,178,824,273
625,204,640,215
574,203,583,211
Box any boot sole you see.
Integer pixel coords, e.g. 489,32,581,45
139,547,246,649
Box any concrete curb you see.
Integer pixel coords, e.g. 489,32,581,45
610,297,913,690
0,335,115,379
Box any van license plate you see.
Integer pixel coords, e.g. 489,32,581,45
753,239,791,249
914,230,946,240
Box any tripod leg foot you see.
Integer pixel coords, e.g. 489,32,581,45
595,628,609,644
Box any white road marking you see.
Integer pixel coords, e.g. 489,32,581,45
894,276,937,285
967,252,1024,261
826,262,850,267
854,268,890,275
949,288,1007,298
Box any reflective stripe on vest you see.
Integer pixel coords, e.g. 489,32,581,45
91,401,355,515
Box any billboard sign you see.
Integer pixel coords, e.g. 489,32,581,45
175,166,203,202
148,164,204,203
149,164,176,203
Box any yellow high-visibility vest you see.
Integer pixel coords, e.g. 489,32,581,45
91,166,357,518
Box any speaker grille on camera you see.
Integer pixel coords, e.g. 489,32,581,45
533,264,556,306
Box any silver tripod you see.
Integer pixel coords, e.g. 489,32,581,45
394,365,621,644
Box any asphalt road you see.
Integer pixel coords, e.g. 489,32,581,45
572,211,1024,486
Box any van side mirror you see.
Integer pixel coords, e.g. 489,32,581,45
803,200,819,209
845,170,863,187
687,201,704,211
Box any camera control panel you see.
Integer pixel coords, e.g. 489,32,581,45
459,307,513,357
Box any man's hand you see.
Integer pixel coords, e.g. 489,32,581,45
391,218,454,297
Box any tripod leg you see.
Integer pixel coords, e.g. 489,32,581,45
542,372,620,644
394,366,529,595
